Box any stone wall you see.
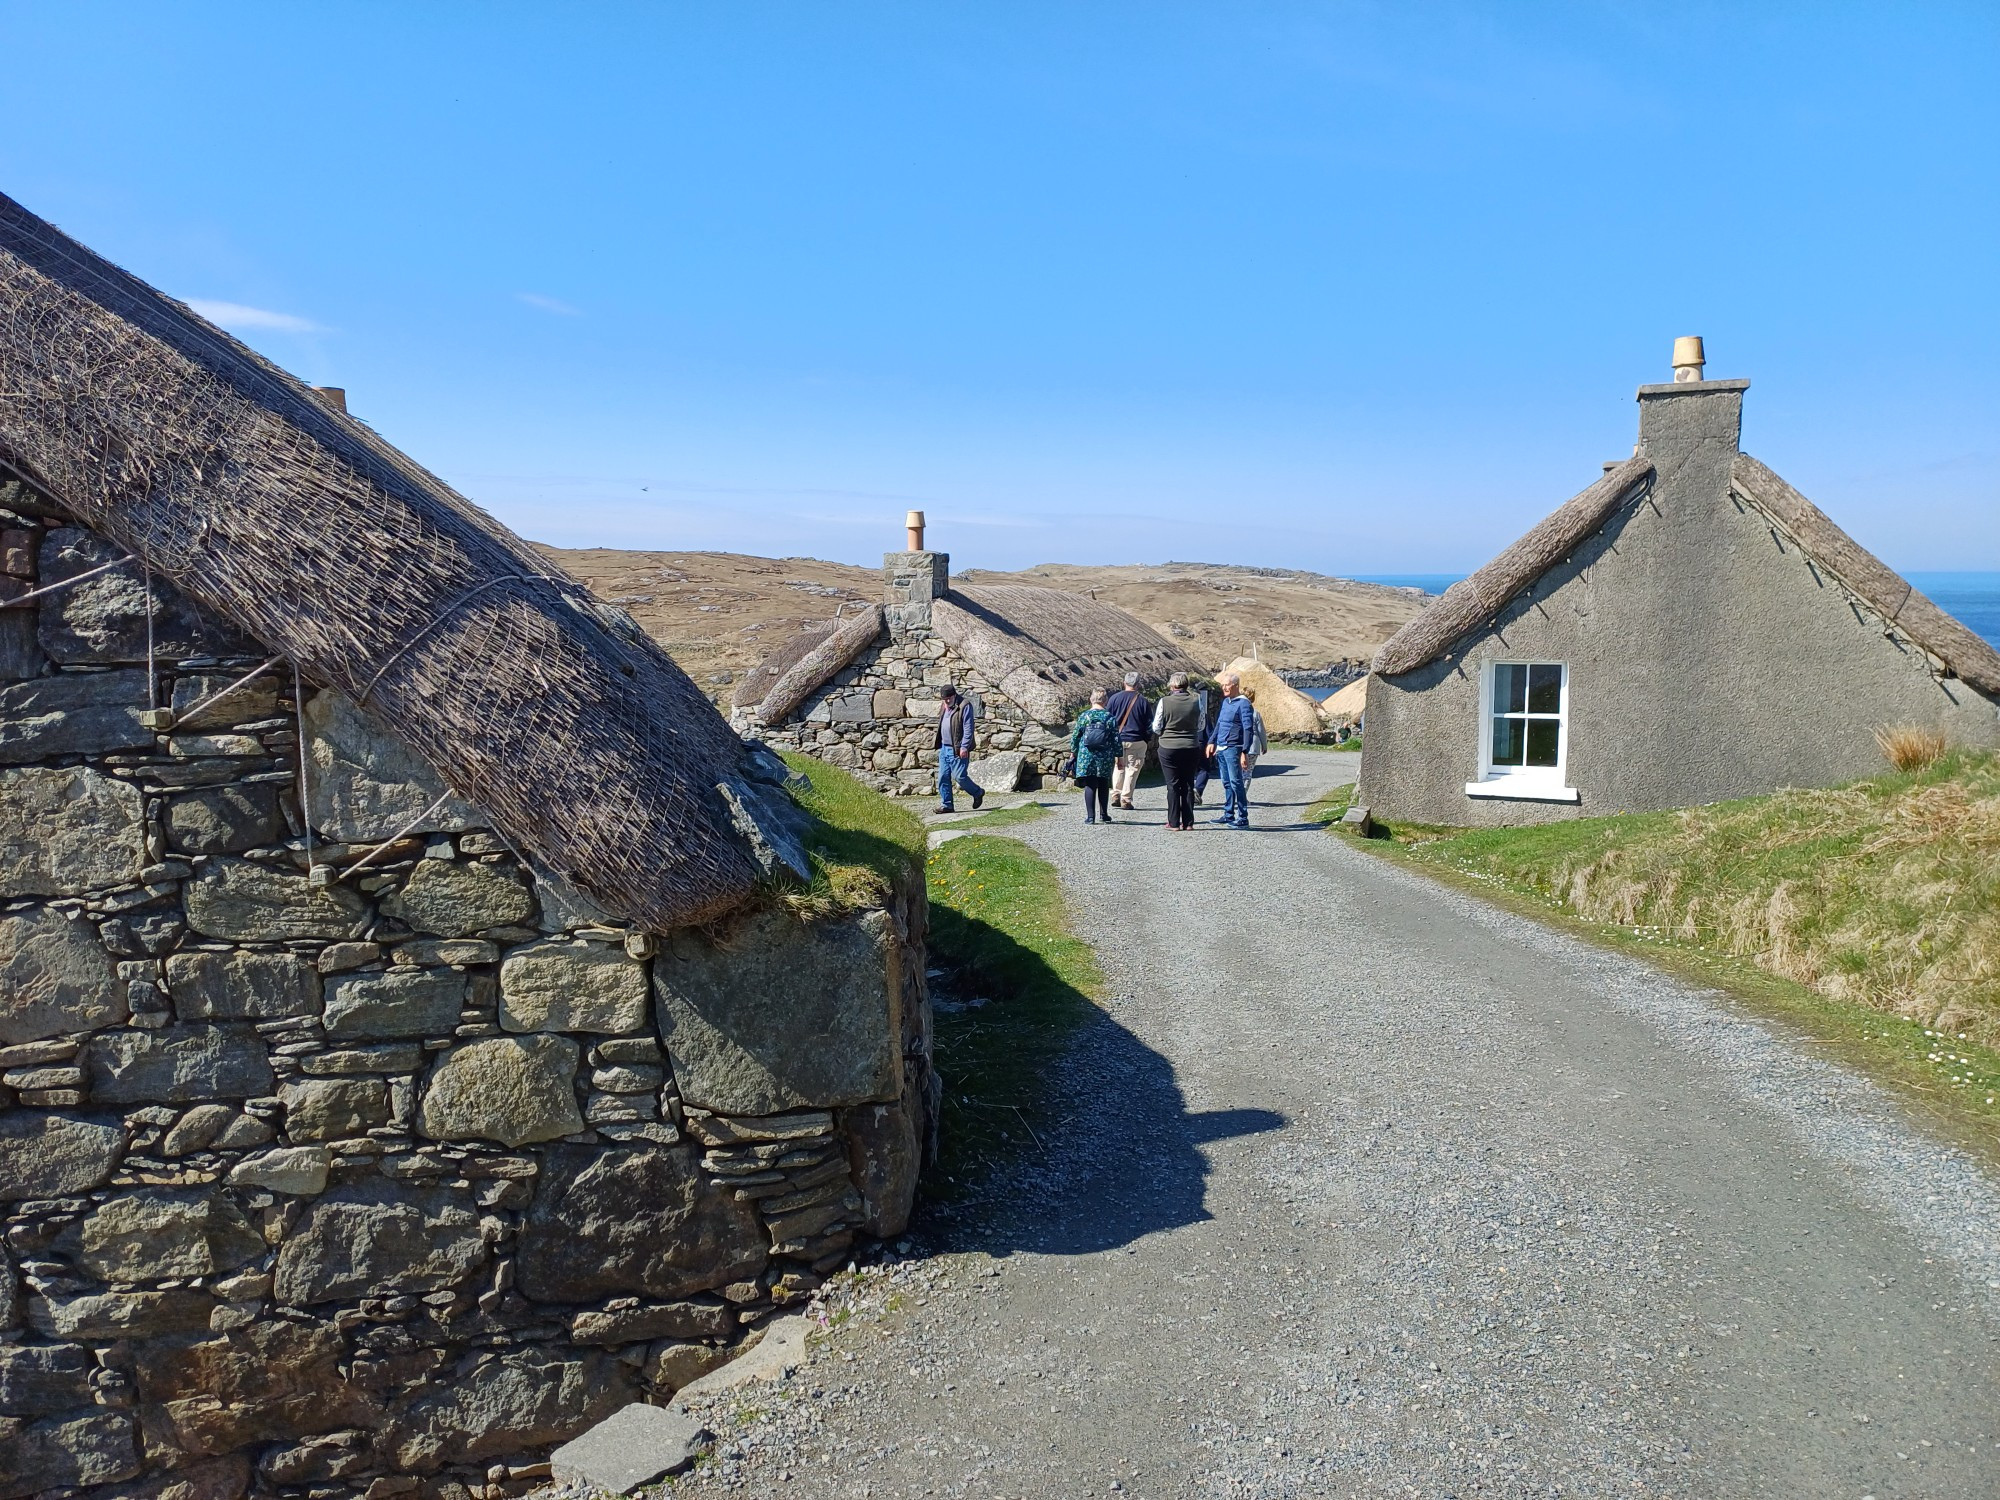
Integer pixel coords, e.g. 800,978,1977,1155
738,633,1068,798
0,496,933,1498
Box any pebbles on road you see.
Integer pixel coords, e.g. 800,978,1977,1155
620,753,2000,1499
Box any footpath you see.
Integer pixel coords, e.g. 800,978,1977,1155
662,751,2000,1498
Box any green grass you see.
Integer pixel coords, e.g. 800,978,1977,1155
924,832,1104,1193
1338,749,2000,1152
1306,781,1358,825
933,801,1053,831
780,751,925,913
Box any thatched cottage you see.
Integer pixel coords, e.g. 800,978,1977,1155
1359,340,2000,826
732,514,1207,790
0,192,934,1496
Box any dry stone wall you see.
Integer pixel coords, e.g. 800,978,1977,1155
0,497,933,1499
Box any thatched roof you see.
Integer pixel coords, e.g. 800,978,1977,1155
1373,456,1655,677
1317,675,1369,725
1218,657,1322,738
933,584,1206,722
1372,446,2000,698
0,191,767,930
744,605,884,725
1729,454,2000,696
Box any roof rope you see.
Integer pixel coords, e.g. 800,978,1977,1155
293,660,315,880
173,654,284,726
7,551,133,606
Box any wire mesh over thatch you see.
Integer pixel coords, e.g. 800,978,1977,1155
933,584,1207,722
0,192,763,930
1730,454,2000,697
1372,456,1656,677
741,605,884,725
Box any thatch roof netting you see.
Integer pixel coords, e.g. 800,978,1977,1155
0,192,762,930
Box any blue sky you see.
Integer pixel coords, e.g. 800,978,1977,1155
0,3,1993,573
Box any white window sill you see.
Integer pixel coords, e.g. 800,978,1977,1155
1464,778,1580,804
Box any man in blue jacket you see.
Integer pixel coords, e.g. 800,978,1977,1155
934,684,984,813
1207,670,1255,829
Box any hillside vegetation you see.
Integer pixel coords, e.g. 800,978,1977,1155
1395,751,2000,1050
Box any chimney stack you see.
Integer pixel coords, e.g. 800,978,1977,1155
905,509,926,552
1670,336,1705,384
310,386,348,413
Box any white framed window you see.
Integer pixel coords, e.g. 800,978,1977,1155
1466,660,1579,802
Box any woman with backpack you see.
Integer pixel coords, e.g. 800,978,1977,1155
1070,687,1119,824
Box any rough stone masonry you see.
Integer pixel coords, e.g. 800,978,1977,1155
0,491,934,1499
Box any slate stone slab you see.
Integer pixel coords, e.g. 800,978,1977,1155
27,1288,215,1339
381,858,534,937
0,905,126,1046
85,1024,275,1103
0,1343,94,1418
392,1347,638,1471
0,1407,140,1495
0,670,153,764
184,859,369,942
301,688,481,842
516,1146,766,1303
133,1318,379,1460
0,611,41,683
655,905,900,1114
841,1092,923,1239
273,1182,487,1306
0,1113,125,1201
226,1146,329,1196
568,1300,736,1344
418,1035,582,1146
279,1078,391,1141
323,969,466,1040
36,527,249,665
169,670,281,731
499,940,648,1034
968,749,1032,791
164,782,285,854
551,1401,706,1491
0,766,145,898
166,950,321,1021
74,1187,265,1282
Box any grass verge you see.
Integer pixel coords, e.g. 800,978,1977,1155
924,832,1104,1193
1329,751,2000,1156
780,752,926,913
933,801,1053,831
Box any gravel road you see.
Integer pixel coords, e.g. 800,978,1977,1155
667,752,2000,1498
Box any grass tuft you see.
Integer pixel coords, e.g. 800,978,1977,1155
779,751,925,915
1875,723,1948,772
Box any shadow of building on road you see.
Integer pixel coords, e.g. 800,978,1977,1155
919,902,1285,1258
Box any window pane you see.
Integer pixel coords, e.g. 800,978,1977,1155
1526,718,1561,768
1528,664,1563,714
1491,715,1525,766
1495,663,1526,714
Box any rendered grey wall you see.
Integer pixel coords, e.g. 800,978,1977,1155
1359,383,2000,827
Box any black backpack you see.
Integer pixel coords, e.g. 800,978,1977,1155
1081,715,1116,754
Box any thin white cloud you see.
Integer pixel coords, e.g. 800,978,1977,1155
185,299,325,334
516,292,581,316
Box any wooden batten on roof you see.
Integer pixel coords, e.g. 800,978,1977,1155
0,190,765,930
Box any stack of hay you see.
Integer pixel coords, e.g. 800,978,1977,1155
1220,656,1324,738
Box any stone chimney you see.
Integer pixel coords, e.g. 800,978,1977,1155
1637,338,1747,489
884,515,948,634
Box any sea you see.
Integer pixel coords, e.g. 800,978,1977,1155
1292,571,2000,698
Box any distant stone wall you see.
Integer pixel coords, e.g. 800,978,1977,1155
735,622,1067,797
0,501,933,1498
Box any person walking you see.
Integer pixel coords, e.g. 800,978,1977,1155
1070,688,1118,824
1208,669,1255,829
934,685,984,813
1105,670,1151,809
1151,672,1206,830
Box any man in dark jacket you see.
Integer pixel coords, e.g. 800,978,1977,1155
1207,669,1255,828
934,685,984,812
1150,673,1205,830
1105,670,1151,810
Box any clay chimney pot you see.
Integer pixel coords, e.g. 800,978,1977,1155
906,510,926,552
1670,336,1705,384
